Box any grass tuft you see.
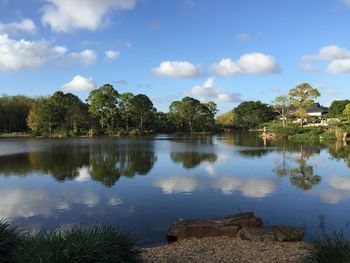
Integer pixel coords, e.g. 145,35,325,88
0,220,21,263
303,232,350,263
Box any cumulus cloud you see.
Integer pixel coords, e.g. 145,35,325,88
65,49,97,65
189,77,242,103
315,176,350,204
152,61,201,78
105,49,120,59
0,34,66,71
0,187,100,219
154,176,200,194
300,45,350,73
214,176,277,198
42,0,136,32
213,53,279,76
62,75,96,92
0,19,36,34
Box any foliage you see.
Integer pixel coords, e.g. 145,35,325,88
0,220,21,263
129,94,155,131
0,95,33,133
272,95,290,127
343,103,350,122
288,83,321,127
233,101,276,129
17,225,140,263
168,97,218,132
216,110,234,126
303,232,350,263
328,100,350,118
27,92,89,136
87,84,119,134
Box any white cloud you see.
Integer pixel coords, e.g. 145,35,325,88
66,49,97,65
236,33,252,41
42,0,136,32
214,176,277,198
300,45,350,74
189,77,242,103
0,19,36,34
0,34,66,71
213,53,279,76
108,196,123,206
62,75,96,92
105,49,120,59
0,187,100,219
154,176,200,194
152,61,200,78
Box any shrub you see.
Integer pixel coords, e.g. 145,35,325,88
17,225,140,263
303,232,350,263
0,220,21,263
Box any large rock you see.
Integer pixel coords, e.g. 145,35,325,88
237,225,304,242
166,212,263,242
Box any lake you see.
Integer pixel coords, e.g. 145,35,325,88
0,132,350,245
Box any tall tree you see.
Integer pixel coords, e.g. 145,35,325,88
233,101,275,129
343,103,350,122
87,84,119,134
272,95,290,127
119,92,134,131
216,111,234,126
288,83,320,127
129,94,155,131
329,100,350,118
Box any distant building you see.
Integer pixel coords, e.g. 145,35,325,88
288,103,328,118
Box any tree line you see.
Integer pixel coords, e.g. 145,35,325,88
0,84,219,136
1,82,349,136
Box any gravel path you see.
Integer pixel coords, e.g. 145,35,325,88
141,237,308,263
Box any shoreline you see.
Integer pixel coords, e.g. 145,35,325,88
141,236,307,263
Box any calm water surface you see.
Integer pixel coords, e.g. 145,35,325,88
0,132,350,245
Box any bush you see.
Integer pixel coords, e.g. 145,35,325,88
303,232,350,263
17,225,140,263
0,220,21,263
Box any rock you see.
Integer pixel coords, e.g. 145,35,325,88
237,225,304,242
166,212,263,242
237,227,275,242
273,225,304,242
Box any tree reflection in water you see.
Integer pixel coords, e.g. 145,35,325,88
170,152,217,169
0,139,157,187
273,144,321,190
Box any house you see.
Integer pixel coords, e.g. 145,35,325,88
288,103,328,118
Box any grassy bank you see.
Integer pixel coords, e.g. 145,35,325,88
0,221,140,263
264,123,350,143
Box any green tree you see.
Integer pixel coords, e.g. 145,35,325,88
87,84,119,134
288,83,321,127
0,95,33,133
129,94,155,131
343,103,350,122
216,111,234,126
119,92,134,131
328,100,350,118
233,101,275,129
272,95,290,127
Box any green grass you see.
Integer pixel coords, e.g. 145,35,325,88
0,220,21,263
303,232,350,263
0,221,140,263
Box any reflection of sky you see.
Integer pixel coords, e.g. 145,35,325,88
1,136,350,244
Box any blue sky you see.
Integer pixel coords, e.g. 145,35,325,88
0,0,350,113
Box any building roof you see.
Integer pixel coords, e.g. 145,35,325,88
288,103,328,114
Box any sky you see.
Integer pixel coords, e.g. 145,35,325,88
0,0,350,113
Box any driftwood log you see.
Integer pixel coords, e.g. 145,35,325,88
167,212,304,243
166,212,263,242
